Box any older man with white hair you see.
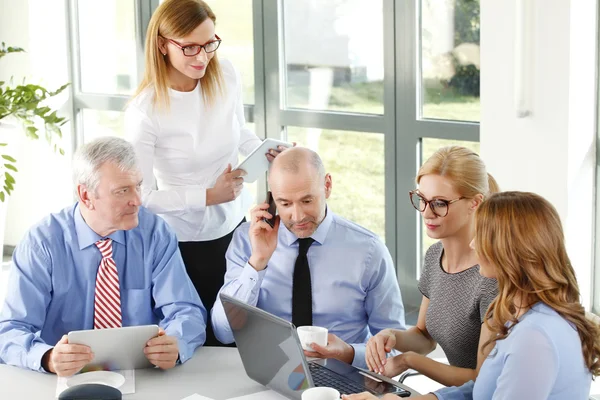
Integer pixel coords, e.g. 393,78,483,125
0,137,206,376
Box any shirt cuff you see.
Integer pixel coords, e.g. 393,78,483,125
28,342,54,373
239,262,267,294
350,344,367,368
182,186,207,211
177,346,189,364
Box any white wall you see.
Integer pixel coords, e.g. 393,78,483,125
0,0,74,246
480,0,597,309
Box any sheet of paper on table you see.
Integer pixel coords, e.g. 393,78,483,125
179,394,216,400
226,390,289,400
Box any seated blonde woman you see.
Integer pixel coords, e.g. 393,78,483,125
365,146,499,387
345,191,600,400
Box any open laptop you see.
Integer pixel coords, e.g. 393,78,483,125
220,293,412,399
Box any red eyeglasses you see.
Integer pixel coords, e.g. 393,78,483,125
161,34,222,57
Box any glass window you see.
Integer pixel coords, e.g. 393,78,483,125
239,123,258,215
77,0,137,95
282,0,384,114
420,0,480,122
419,138,480,257
81,110,126,142
286,127,385,241
209,0,255,105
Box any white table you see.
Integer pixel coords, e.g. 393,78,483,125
0,347,419,399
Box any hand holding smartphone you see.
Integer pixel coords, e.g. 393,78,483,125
264,191,277,228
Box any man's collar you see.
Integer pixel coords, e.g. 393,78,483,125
75,202,126,250
279,207,333,247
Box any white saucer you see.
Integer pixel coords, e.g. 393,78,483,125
66,371,125,389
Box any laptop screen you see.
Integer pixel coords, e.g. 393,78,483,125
221,293,312,400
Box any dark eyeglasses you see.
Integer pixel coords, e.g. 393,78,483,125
409,190,465,218
161,35,222,57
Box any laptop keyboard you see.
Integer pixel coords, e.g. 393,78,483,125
308,362,366,395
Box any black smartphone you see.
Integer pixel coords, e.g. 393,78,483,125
264,191,277,228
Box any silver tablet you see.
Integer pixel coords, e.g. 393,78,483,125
67,325,159,371
236,138,293,182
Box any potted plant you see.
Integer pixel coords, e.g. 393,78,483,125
0,41,69,203
0,42,69,261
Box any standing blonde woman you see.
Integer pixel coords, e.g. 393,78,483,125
125,0,283,346
364,146,499,387
345,192,600,399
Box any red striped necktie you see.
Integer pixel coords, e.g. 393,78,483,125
93,238,122,329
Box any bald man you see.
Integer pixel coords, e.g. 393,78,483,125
211,147,405,368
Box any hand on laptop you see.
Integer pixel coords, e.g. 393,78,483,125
42,335,94,377
303,333,355,365
365,328,396,374
144,328,179,369
248,203,281,271
379,352,414,378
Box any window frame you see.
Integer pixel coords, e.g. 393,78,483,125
67,0,481,322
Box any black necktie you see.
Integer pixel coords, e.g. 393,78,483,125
292,237,315,327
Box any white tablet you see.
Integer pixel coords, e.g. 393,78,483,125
68,325,159,371
236,138,293,183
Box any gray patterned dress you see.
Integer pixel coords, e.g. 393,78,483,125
418,242,498,369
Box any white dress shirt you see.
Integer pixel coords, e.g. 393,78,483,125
125,59,262,241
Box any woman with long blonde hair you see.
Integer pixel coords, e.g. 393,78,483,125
363,146,499,387
345,191,599,400
124,0,284,346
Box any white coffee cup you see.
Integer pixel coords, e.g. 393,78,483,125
301,387,340,400
297,326,328,352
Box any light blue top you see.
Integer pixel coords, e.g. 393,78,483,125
435,302,592,400
211,209,406,368
0,203,207,372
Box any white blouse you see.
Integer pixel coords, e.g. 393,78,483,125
125,59,262,242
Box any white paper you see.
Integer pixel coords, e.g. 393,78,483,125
179,394,216,400
226,390,289,400
55,369,135,398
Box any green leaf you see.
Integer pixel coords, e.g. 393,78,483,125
5,181,13,191
4,163,17,172
2,186,9,195
25,126,39,139
1,155,16,162
0,192,4,202
0,59,69,157
5,172,15,184
0,143,7,147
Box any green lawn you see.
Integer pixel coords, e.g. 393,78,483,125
287,127,386,239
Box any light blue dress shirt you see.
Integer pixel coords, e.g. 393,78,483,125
434,303,592,400
0,203,207,372
211,209,406,368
